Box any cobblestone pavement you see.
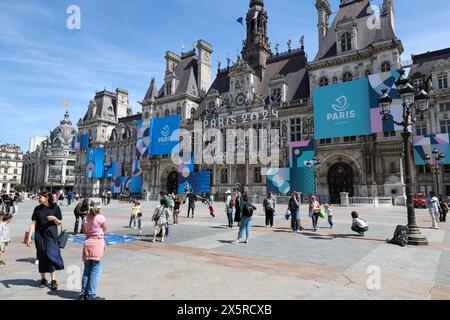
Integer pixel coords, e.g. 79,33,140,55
1,199,449,300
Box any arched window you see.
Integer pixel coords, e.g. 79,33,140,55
176,107,182,115
342,72,353,83
319,77,329,87
341,32,352,52
190,108,196,119
167,82,172,95
332,77,338,84
164,109,170,117
365,69,372,77
381,62,391,73
156,113,160,119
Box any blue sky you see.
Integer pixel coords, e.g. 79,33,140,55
1,0,450,152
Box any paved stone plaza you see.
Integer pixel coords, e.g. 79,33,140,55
1,200,449,300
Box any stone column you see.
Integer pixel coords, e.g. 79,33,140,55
340,192,349,207
61,161,67,185
44,161,49,184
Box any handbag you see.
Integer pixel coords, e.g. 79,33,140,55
319,208,326,219
58,225,70,249
285,209,291,220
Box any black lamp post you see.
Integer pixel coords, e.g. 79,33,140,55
425,149,445,195
306,156,321,197
378,70,430,246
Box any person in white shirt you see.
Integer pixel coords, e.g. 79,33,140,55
324,204,333,229
427,191,441,229
351,211,368,237
0,214,13,265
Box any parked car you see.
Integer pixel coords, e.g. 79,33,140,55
414,193,427,208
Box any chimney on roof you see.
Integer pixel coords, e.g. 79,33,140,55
315,0,331,50
197,39,214,96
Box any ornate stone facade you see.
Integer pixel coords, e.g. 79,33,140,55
23,111,77,192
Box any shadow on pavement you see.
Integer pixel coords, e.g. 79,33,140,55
0,279,40,289
16,258,37,264
47,289,81,300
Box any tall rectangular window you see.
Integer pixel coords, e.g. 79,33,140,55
290,118,302,142
440,102,450,112
254,167,262,183
413,78,424,90
221,169,228,184
416,124,428,136
438,74,448,89
441,120,450,133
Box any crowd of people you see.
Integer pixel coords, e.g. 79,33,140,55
0,187,448,301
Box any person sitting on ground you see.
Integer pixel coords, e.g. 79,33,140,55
351,211,369,237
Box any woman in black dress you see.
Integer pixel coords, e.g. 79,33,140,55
234,192,242,227
27,191,64,290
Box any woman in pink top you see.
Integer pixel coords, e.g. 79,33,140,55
79,199,107,300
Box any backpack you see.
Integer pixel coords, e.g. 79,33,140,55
229,198,235,208
242,203,254,217
387,225,409,247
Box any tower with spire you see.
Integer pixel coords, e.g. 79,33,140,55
241,0,271,79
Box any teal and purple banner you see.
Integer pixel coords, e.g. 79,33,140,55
136,119,150,157
413,134,450,165
72,134,89,151
313,70,403,139
178,171,211,194
149,115,180,156
86,147,105,178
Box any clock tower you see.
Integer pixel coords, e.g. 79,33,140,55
241,0,271,79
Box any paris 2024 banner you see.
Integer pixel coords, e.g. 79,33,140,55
313,70,404,139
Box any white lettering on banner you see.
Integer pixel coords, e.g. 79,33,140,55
326,95,356,122
203,110,279,128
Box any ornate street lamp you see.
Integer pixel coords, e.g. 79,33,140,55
425,149,446,195
377,69,430,246
307,156,321,197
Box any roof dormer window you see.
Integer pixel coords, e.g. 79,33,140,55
341,32,352,52
343,72,353,82
319,77,329,87
381,62,391,73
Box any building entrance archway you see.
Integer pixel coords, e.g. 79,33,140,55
167,171,178,194
328,162,354,204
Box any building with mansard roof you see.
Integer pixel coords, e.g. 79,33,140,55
23,111,77,193
75,0,450,201
309,0,407,202
410,48,450,197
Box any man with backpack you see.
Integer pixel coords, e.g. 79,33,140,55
233,193,257,244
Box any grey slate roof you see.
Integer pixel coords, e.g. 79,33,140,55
157,53,199,98
195,49,309,117
315,0,396,61
144,78,158,101
83,90,116,121
410,48,450,79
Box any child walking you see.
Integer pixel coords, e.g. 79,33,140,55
324,204,333,228
0,214,13,265
129,201,141,229
137,212,143,237
208,201,215,218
